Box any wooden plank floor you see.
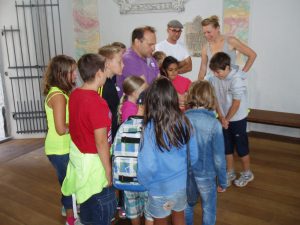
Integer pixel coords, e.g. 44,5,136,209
0,135,299,225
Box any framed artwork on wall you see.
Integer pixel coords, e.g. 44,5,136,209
113,0,188,14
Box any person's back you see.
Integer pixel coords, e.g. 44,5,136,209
184,80,226,225
185,109,225,178
138,77,194,225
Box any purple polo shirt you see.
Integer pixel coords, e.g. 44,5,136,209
117,48,159,97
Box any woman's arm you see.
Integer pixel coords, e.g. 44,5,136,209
48,93,68,135
198,46,208,80
228,36,257,72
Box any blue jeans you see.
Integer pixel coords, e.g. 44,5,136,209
185,177,217,225
47,154,72,209
80,187,117,225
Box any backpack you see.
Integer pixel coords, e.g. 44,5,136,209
111,115,146,192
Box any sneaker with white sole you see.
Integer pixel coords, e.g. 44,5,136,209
61,206,66,217
234,171,254,187
226,170,237,187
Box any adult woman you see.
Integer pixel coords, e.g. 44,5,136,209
198,15,257,80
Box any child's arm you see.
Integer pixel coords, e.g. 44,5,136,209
225,99,241,121
49,93,69,135
94,128,112,186
216,102,228,129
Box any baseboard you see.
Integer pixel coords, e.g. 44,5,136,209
0,136,12,144
248,131,300,144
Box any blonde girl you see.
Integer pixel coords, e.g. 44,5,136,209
119,75,147,123
198,15,256,80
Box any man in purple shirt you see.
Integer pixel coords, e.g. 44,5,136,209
117,26,160,97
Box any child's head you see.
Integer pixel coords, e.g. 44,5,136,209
153,51,166,68
123,76,147,100
77,53,106,85
161,56,179,81
111,42,127,54
209,52,231,79
43,54,77,95
143,77,191,151
187,80,217,110
98,45,124,77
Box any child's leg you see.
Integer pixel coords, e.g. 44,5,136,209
184,205,194,225
131,217,141,225
145,218,154,225
233,118,254,187
154,217,169,225
240,154,251,171
226,154,234,171
47,154,75,223
223,126,236,187
171,210,186,225
197,178,217,225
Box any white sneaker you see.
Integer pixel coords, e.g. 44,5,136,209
226,170,237,187
234,171,254,187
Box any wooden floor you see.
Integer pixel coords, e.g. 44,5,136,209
0,134,299,225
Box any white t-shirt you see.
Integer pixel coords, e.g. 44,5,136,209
155,40,190,61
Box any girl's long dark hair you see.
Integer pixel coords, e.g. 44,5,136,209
143,77,192,151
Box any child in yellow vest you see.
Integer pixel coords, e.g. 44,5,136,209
43,55,77,225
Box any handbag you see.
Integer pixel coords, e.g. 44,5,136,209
186,142,199,207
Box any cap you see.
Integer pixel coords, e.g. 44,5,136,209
167,20,183,29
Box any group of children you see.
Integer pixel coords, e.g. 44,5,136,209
44,42,253,225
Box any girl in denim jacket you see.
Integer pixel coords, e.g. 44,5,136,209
184,80,227,225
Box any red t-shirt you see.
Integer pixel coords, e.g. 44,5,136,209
172,75,192,95
69,88,111,154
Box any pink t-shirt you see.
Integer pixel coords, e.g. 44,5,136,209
172,75,192,95
121,100,138,123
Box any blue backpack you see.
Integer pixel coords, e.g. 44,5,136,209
112,116,146,192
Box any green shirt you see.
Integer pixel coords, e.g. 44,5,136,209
62,141,108,204
44,87,70,155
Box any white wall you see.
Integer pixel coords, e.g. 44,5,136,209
1,0,300,138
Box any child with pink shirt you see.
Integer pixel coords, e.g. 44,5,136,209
161,56,192,110
119,76,147,123
118,75,151,225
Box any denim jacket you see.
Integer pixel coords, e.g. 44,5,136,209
185,108,227,189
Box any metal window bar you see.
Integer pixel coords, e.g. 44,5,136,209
1,0,63,134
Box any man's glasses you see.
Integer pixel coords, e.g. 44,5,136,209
169,28,182,33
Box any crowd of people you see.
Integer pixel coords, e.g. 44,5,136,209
44,15,256,225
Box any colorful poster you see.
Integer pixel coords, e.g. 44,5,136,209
73,0,100,59
223,0,250,65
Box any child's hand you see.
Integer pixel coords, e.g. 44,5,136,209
217,186,226,193
219,117,229,129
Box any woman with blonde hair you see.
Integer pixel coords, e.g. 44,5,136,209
198,15,256,80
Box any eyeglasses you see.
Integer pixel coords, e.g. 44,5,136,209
169,28,182,33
